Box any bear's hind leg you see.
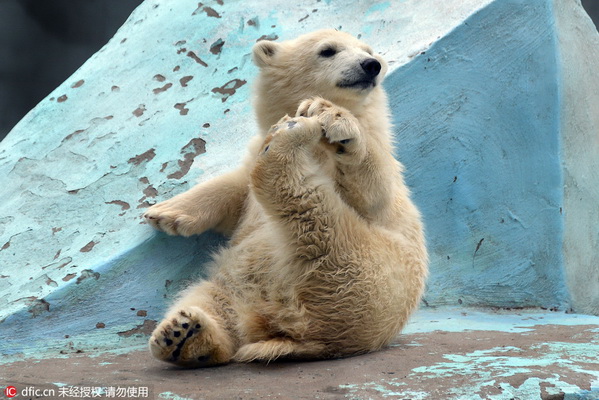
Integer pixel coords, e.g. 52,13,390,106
233,338,327,363
149,281,238,367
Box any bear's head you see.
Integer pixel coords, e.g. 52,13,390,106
252,29,389,132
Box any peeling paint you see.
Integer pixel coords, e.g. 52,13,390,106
132,104,146,117
174,102,189,115
128,149,156,165
192,3,222,18
142,185,158,199
62,274,76,282
167,138,206,179
186,51,208,67
137,180,159,209
45,277,58,287
117,320,157,337
153,83,173,94
79,241,97,253
71,79,85,89
105,200,131,211
256,33,279,42
211,78,247,102
209,38,225,54
179,76,193,87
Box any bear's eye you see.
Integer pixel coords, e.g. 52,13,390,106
319,46,337,58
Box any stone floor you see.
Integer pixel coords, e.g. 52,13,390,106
2,308,598,400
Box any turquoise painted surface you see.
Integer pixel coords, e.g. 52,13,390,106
389,0,569,309
402,307,599,334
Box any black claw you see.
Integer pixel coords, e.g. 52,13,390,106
172,348,181,360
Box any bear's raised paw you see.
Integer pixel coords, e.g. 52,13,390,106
296,97,362,156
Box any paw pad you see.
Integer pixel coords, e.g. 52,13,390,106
151,310,205,364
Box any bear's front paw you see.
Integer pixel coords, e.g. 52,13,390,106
149,308,227,367
144,200,208,237
296,97,362,155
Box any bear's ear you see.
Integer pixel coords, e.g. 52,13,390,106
252,40,281,68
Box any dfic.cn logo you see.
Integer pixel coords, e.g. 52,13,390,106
4,386,17,398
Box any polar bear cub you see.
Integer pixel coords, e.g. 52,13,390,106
145,29,428,367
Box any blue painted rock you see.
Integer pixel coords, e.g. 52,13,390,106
0,0,597,359
390,0,599,315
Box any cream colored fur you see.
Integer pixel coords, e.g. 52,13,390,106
145,29,428,367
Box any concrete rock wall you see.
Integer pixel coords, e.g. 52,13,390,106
390,0,567,309
0,0,597,358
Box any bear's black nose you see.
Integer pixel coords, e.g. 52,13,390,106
361,58,381,78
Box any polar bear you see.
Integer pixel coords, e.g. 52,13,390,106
144,29,428,367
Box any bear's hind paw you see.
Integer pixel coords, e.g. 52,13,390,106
149,308,229,367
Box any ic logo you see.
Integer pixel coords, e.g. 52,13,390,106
4,386,17,398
